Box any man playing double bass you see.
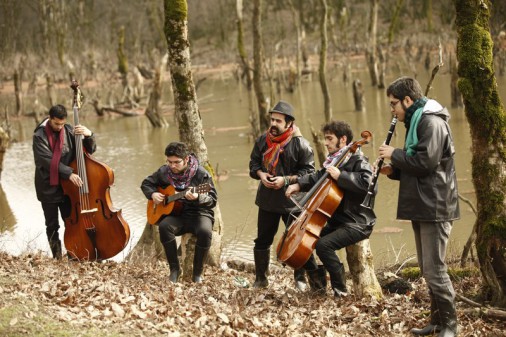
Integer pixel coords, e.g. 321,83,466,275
141,142,217,283
33,104,96,259
285,120,376,298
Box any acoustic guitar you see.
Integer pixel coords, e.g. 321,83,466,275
146,183,212,225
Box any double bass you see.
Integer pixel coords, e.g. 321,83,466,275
276,131,372,269
61,80,130,260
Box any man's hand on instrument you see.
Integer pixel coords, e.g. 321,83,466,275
185,189,198,200
74,125,92,137
326,166,341,180
69,173,83,187
151,192,165,205
378,163,394,176
378,144,394,160
285,183,301,198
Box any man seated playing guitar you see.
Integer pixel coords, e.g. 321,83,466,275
141,142,217,283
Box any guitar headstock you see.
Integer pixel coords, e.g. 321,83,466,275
194,183,212,194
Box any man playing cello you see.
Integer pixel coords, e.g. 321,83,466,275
285,120,376,298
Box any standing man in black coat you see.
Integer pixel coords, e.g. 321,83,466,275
33,104,96,259
378,77,460,337
286,120,376,298
141,142,217,283
249,100,315,289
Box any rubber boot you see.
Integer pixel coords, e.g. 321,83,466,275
49,238,62,260
306,265,327,293
162,239,180,283
294,268,308,291
192,245,210,283
329,263,348,298
437,300,458,337
411,292,442,335
253,249,270,288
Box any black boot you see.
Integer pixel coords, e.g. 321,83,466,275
437,300,458,337
294,268,308,291
49,238,62,260
253,249,270,288
162,239,180,283
306,265,327,293
329,263,348,298
192,245,210,283
411,292,442,335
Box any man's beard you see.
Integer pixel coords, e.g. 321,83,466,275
269,126,280,136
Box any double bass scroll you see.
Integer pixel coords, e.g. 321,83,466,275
276,131,373,270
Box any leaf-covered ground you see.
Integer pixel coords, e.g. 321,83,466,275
0,252,504,337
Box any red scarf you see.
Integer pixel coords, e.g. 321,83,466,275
44,121,65,186
262,126,297,175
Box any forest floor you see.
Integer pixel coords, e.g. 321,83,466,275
0,251,505,337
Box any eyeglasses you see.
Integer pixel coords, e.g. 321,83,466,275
389,100,401,108
166,159,184,166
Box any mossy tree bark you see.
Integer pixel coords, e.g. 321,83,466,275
164,0,223,280
455,0,506,307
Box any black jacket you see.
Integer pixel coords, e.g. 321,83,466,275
140,165,217,223
388,99,460,221
249,133,315,214
33,118,96,203
297,153,376,229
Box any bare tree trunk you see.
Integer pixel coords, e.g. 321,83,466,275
0,123,10,180
252,0,270,132
366,0,379,86
352,79,365,112
346,240,382,299
145,54,169,128
236,0,253,91
378,0,404,89
164,0,224,280
319,0,331,122
14,70,23,117
455,0,506,308
450,51,463,108
287,0,301,92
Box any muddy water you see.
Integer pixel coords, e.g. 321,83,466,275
1,71,503,266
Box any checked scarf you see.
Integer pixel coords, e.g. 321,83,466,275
44,120,65,186
167,154,199,190
322,144,355,169
262,126,298,175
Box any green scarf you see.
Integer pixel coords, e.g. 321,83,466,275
404,97,428,157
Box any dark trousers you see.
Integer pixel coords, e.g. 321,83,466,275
41,201,69,242
158,214,213,248
314,223,370,286
253,208,293,250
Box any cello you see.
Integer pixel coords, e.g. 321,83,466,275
61,80,130,260
276,131,372,270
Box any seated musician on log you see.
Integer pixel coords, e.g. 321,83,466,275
141,142,217,283
33,104,96,259
285,120,376,298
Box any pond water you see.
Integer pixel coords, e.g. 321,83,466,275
1,69,504,267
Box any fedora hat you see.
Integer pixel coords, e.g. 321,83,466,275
269,100,295,120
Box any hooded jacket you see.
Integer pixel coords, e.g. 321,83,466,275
33,118,96,203
249,133,315,214
388,99,460,221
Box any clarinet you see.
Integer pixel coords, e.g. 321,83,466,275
360,116,398,209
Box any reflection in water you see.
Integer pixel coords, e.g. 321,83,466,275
0,72,503,266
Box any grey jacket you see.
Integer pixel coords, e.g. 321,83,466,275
33,118,96,203
249,133,315,214
388,99,460,221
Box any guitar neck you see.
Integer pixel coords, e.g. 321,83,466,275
165,186,194,203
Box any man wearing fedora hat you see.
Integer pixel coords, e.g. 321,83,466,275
249,100,315,290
